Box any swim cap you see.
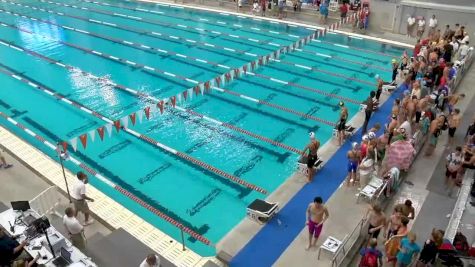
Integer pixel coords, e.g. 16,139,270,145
309,132,315,139
362,134,369,141
392,58,397,63
352,142,358,149
368,132,376,140
374,74,380,80
339,101,344,106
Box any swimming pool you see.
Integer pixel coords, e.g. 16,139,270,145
0,0,406,256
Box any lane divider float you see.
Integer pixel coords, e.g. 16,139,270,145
0,64,268,194
0,21,335,127
0,37,304,155
0,111,212,246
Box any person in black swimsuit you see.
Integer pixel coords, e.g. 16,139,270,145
302,132,320,183
337,101,348,146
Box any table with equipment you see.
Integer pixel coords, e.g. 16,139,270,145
0,201,96,267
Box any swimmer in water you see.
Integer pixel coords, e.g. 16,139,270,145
302,132,320,183
337,101,348,146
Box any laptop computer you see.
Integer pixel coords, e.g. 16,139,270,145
52,247,72,267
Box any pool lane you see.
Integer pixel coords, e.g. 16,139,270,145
70,0,312,39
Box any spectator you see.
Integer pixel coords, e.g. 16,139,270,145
446,146,463,197
278,0,285,19
415,229,443,266
395,199,415,220
71,171,95,225
359,238,383,267
417,17,425,38
396,232,421,267
139,254,160,267
339,2,348,20
428,15,437,38
442,24,451,40
407,15,416,37
319,2,328,24
260,0,266,16
63,207,86,250
458,41,469,60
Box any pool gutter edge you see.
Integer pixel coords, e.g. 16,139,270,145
0,126,213,267
136,0,414,48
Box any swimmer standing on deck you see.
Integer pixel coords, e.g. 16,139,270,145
337,101,348,146
302,132,320,183
306,196,329,250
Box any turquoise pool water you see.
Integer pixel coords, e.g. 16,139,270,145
0,0,405,256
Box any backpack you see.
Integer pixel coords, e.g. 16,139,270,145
360,250,378,267
453,232,469,255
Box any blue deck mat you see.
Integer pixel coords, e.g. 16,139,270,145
230,85,404,266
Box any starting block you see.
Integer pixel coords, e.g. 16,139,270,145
246,199,279,224
332,125,356,138
383,84,397,93
359,101,379,112
297,156,323,176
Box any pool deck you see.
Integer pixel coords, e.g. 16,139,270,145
0,126,218,267
0,1,419,266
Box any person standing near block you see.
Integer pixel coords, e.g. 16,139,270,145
71,171,94,225
306,196,329,250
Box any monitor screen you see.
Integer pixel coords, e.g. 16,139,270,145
10,201,30,212
61,247,71,262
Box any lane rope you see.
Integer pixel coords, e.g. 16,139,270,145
0,64,268,194
0,111,213,246
0,20,335,127
0,37,304,154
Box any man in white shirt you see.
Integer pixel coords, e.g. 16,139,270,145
139,254,160,267
407,15,415,37
428,14,437,38
459,41,469,60
71,172,94,225
63,207,86,250
450,37,460,53
417,17,426,38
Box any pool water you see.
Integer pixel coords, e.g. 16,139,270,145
0,0,405,256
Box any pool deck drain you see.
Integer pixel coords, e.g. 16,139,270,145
0,126,217,267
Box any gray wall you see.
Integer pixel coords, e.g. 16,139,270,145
367,0,475,36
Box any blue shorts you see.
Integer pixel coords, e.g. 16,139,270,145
348,160,358,172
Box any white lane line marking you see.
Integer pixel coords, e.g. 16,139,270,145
295,64,311,70
251,27,260,31
217,21,226,25
224,48,235,52
289,34,299,38
334,44,349,48
269,30,279,34
316,53,331,58
270,78,288,84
